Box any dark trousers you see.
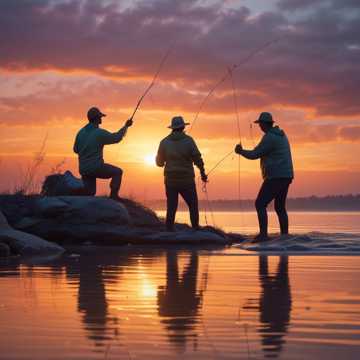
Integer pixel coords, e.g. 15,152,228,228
82,163,123,197
255,178,292,236
166,183,199,231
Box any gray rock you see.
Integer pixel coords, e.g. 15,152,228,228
0,229,65,255
0,209,65,255
0,210,10,230
0,242,11,257
56,196,130,225
14,217,43,230
2,196,231,247
35,197,69,217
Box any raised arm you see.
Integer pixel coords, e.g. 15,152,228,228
235,135,273,159
99,118,133,145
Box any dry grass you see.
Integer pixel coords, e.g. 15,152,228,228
8,134,66,195
12,134,48,195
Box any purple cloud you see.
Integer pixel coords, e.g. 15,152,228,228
0,0,359,119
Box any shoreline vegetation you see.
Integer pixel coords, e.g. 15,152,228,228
148,194,360,212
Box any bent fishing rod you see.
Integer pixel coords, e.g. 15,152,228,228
189,36,284,133
129,44,175,121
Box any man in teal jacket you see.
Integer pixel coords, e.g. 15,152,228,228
235,112,294,242
73,107,133,199
156,116,207,231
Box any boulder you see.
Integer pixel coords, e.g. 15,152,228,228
35,197,69,217
0,242,11,257
14,217,44,230
30,196,131,225
119,198,160,227
56,196,130,225
1,195,232,247
0,210,65,256
0,210,10,229
0,229,65,256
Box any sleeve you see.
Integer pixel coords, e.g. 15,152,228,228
191,139,205,171
98,126,128,145
73,134,79,154
239,134,274,160
156,141,165,167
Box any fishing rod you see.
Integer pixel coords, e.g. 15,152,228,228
189,36,283,133
129,44,175,120
207,149,234,177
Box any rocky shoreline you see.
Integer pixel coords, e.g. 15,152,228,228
0,195,244,257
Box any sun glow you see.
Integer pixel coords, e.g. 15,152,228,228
144,153,156,166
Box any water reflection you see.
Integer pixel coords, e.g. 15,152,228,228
157,250,204,352
63,251,145,352
258,256,292,358
65,257,111,350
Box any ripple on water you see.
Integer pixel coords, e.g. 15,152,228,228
0,250,359,359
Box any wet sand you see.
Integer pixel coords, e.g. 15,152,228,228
0,247,359,359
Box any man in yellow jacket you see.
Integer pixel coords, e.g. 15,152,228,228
156,116,207,231
73,107,133,200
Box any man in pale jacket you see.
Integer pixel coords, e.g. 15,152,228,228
235,112,294,242
73,107,133,200
156,116,207,231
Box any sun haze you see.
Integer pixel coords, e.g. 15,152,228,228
0,0,359,200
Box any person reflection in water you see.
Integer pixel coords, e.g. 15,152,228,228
66,257,116,350
157,251,204,353
258,256,292,358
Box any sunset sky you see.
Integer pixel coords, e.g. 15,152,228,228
0,0,359,200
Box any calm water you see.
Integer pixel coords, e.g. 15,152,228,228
157,211,360,234
0,212,360,359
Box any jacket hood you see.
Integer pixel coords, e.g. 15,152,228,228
269,126,285,137
168,131,188,141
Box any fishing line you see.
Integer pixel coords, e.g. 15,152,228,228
198,176,210,226
189,36,283,134
228,67,246,227
207,149,234,177
200,149,234,227
193,37,284,228
118,44,174,156
130,44,175,120
202,180,216,227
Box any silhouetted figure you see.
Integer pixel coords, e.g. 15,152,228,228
258,256,292,358
65,257,110,349
156,116,207,231
157,251,203,352
73,107,133,200
235,112,294,242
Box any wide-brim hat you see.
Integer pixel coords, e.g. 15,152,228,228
87,107,106,121
168,116,190,129
254,112,274,124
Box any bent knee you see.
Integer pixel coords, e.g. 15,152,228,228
111,167,123,177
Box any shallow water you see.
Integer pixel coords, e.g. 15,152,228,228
1,212,360,359
1,249,360,359
157,210,360,234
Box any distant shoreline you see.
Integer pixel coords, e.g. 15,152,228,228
148,194,360,212
154,208,360,212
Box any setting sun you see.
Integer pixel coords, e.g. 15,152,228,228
144,153,156,166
